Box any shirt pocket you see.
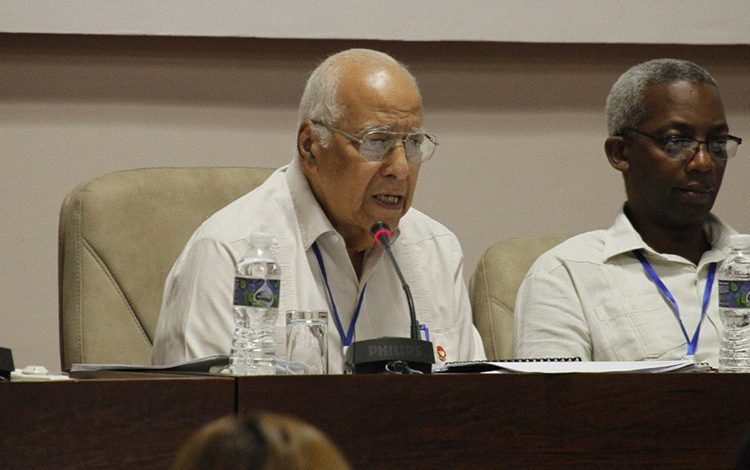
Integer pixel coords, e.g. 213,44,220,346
593,292,685,360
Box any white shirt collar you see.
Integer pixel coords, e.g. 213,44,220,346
285,155,402,252
602,206,736,267
286,156,337,250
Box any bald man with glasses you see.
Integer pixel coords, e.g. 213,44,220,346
152,49,485,372
514,59,743,368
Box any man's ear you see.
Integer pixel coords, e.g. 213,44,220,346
297,121,319,173
605,136,629,173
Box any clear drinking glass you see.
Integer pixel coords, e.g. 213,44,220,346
286,310,328,374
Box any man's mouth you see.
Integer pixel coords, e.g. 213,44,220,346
373,194,404,205
677,184,714,194
675,184,716,204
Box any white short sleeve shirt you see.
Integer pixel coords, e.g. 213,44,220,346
152,157,485,372
514,210,736,367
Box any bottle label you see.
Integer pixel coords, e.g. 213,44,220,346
719,280,750,308
234,277,280,308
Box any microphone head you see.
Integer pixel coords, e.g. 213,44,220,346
370,221,392,246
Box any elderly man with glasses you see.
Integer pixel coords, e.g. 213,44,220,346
514,59,743,368
152,49,485,372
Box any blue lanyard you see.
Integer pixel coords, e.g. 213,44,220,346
632,249,716,356
311,242,367,346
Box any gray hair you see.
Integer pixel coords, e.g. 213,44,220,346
605,58,717,136
297,49,418,147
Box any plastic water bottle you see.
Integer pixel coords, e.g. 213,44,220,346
229,233,280,376
718,234,750,373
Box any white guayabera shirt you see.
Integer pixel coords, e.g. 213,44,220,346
515,210,736,368
152,157,485,373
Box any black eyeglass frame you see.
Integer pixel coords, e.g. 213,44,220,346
622,127,742,160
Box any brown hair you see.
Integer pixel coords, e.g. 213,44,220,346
172,412,349,470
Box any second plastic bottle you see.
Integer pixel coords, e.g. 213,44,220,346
718,234,750,373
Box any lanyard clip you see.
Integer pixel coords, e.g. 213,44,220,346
419,324,430,342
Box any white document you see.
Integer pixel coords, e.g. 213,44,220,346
483,360,699,374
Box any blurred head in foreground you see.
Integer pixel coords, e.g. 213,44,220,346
172,412,349,470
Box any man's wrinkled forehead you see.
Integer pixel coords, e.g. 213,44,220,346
336,71,423,128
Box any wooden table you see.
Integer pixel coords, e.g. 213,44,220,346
237,373,750,468
3,372,750,468
0,373,234,469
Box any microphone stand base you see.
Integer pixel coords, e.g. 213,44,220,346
345,337,435,374
0,347,15,381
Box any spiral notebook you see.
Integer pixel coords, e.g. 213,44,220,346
436,358,703,374
438,357,579,373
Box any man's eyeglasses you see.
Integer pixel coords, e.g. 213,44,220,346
623,127,742,161
312,121,438,164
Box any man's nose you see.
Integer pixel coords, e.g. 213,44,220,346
686,142,717,172
380,140,410,179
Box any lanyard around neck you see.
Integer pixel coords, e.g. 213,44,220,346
311,241,367,347
632,249,716,357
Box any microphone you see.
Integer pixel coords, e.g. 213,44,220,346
344,222,435,374
370,221,420,341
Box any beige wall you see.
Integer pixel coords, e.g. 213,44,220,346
4,1,749,44
2,35,749,370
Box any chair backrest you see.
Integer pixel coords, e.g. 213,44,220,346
58,167,275,370
469,235,568,359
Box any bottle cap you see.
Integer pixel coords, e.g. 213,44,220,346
248,232,274,247
729,234,750,250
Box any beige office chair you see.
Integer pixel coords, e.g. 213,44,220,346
469,235,568,359
58,167,275,370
